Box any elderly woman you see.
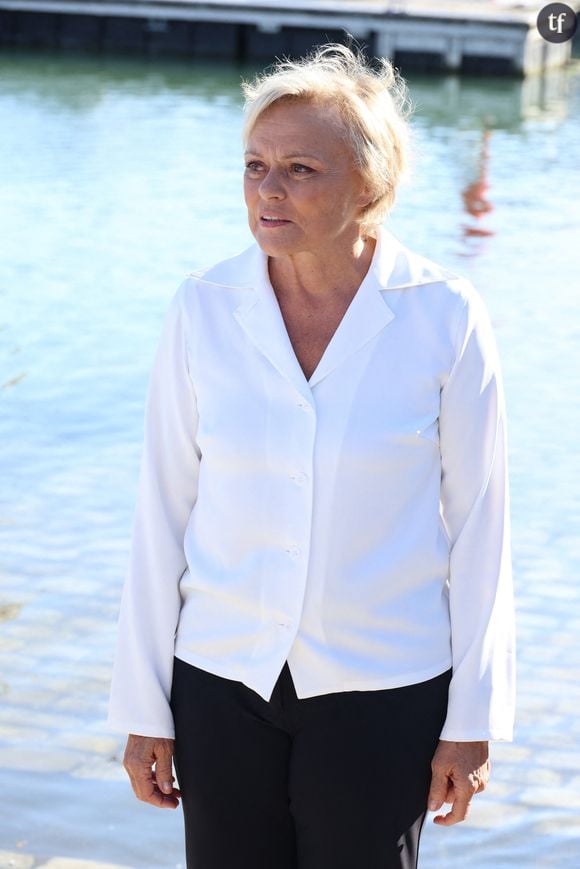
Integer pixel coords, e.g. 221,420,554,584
108,44,515,869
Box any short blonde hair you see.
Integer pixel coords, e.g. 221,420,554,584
241,43,414,236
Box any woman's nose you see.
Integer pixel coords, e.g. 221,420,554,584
258,168,285,200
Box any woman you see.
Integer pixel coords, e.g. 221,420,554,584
108,44,515,869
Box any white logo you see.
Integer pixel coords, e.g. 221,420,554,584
548,11,568,33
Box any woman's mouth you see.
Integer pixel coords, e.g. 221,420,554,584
259,215,291,228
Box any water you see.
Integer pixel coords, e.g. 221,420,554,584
1,47,580,868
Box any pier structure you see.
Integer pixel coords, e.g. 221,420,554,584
0,0,578,75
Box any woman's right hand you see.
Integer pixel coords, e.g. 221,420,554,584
123,734,181,809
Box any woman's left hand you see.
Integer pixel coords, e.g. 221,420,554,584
427,740,490,825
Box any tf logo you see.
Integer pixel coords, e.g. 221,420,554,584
537,3,578,43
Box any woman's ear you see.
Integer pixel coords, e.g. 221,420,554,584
357,181,374,211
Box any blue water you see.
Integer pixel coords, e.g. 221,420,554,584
1,49,580,868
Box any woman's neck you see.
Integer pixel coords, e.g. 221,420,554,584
268,235,376,303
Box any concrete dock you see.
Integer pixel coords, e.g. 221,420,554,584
0,0,578,75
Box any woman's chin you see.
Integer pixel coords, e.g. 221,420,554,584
252,231,301,258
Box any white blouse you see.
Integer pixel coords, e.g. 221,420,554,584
108,226,515,742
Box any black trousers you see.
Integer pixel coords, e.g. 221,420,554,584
170,656,451,869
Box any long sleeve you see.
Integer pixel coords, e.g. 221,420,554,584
107,281,201,738
438,285,515,742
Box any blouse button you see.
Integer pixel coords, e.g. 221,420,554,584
285,545,301,559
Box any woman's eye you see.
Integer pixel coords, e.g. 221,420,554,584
291,164,313,175
245,161,263,173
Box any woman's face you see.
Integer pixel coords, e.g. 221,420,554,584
243,99,371,261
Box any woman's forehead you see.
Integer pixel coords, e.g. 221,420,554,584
246,100,350,157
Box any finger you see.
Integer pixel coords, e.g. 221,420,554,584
148,785,181,809
154,751,176,796
443,781,455,805
132,770,181,809
152,771,182,797
428,769,450,812
126,762,156,801
433,788,472,826
125,757,180,809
